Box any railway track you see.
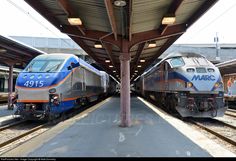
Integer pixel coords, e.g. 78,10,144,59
0,120,50,155
0,120,27,132
227,109,236,113
0,97,109,155
189,118,236,147
141,96,236,153
225,109,236,118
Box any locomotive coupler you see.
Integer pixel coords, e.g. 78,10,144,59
187,97,196,111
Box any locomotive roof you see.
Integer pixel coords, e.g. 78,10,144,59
164,52,205,59
0,65,22,73
78,57,102,76
32,53,102,76
33,53,73,60
155,52,205,68
140,52,206,78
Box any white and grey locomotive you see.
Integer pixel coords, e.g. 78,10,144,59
134,52,227,118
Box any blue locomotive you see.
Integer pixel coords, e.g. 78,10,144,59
15,53,114,120
134,52,227,117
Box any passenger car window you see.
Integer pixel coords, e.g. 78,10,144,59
170,57,185,67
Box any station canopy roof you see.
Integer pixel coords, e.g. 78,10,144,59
216,59,236,75
25,0,218,82
0,35,47,67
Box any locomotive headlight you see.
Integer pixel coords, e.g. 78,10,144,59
186,82,193,88
32,105,36,109
214,82,220,88
214,82,223,88
50,94,60,106
53,95,59,100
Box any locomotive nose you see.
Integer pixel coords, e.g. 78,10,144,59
17,73,60,88
190,73,221,92
16,73,60,102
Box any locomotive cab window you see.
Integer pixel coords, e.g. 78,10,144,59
24,60,64,72
170,57,185,68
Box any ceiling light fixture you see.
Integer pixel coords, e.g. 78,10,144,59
114,0,126,7
0,49,7,53
137,65,142,68
105,59,111,63
68,17,82,25
162,14,176,25
94,41,103,48
148,41,156,48
140,59,145,63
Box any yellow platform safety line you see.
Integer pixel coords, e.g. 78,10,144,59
138,97,236,157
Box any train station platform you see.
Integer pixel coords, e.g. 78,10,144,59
0,104,19,126
2,96,235,157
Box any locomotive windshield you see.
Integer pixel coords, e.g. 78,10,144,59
170,57,185,67
24,60,64,72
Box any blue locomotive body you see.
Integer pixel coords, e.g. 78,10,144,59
15,53,111,120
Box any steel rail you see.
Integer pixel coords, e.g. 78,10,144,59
190,120,236,147
225,112,236,118
0,96,111,149
0,120,26,132
0,123,48,148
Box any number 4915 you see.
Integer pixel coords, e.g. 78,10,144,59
24,81,44,87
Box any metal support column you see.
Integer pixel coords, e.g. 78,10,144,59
8,65,13,110
119,53,131,127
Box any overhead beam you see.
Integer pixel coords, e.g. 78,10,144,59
25,0,62,29
24,0,120,71
0,43,33,58
160,0,183,35
127,0,133,41
168,0,183,14
70,36,117,79
71,37,102,64
61,25,122,49
151,36,181,65
131,35,181,82
187,0,218,28
102,42,119,71
160,25,169,35
104,0,118,40
130,42,145,74
130,24,186,48
62,23,186,52
0,52,29,62
57,0,85,35
0,56,14,65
